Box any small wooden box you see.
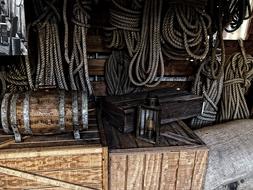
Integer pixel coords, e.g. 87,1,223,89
103,88,203,133
102,117,208,190
0,115,108,190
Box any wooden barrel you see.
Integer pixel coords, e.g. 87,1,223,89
1,89,88,142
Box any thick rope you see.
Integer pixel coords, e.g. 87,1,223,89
225,0,252,32
191,54,224,129
105,50,141,95
32,0,68,90
105,0,142,57
64,0,93,95
161,4,211,61
219,40,253,122
128,0,164,87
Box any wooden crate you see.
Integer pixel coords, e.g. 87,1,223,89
103,88,203,133
0,114,108,190
102,117,208,190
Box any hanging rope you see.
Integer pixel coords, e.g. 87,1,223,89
63,0,93,95
105,50,141,95
128,0,164,87
161,4,211,60
4,57,32,93
105,0,143,57
32,0,68,90
0,68,6,98
191,54,224,129
209,0,252,33
225,0,252,32
219,40,253,122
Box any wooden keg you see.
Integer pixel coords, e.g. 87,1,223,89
1,89,88,142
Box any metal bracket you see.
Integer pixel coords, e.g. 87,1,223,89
10,94,22,143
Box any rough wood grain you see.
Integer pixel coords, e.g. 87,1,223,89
13,90,86,135
126,154,144,190
143,153,162,190
0,116,108,190
176,151,196,190
109,155,127,190
160,152,180,190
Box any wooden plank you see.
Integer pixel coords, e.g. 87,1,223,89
143,153,162,190
102,147,109,190
87,35,110,53
191,150,208,190
109,155,127,190
92,81,191,97
88,59,106,75
0,146,103,159
0,154,102,172
88,59,194,76
126,154,145,190
176,151,196,190
160,152,180,190
0,168,103,190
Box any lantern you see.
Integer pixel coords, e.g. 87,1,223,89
136,96,161,144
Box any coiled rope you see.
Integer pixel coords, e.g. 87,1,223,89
105,0,142,57
191,54,224,129
105,50,141,95
4,57,31,93
219,40,253,122
32,0,68,90
225,0,252,32
128,0,164,87
161,4,211,61
63,0,93,95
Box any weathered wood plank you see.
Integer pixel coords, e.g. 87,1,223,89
0,168,103,189
126,154,145,190
92,81,191,97
88,59,195,76
176,151,196,190
0,154,102,172
160,152,180,190
143,153,162,190
109,155,127,190
191,150,208,190
102,147,109,190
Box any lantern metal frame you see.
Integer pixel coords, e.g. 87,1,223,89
136,96,161,144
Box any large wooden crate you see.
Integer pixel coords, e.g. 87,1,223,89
0,114,108,190
102,116,208,190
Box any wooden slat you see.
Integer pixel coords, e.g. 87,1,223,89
102,147,109,190
126,154,145,190
0,146,102,159
87,35,110,53
88,59,106,75
109,155,127,190
88,59,195,76
0,168,103,190
176,151,196,190
92,81,191,96
160,152,180,190
191,150,208,190
143,153,162,190
0,154,102,172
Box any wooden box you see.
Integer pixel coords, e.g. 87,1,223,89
102,88,203,133
0,114,108,190
102,116,208,190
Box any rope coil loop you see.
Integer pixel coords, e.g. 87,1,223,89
219,40,253,122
